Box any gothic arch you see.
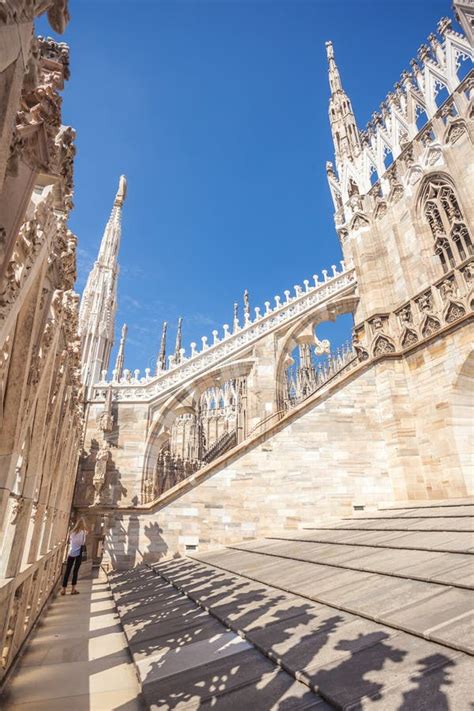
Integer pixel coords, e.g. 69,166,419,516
147,358,255,437
275,295,357,409
142,358,255,496
417,173,473,272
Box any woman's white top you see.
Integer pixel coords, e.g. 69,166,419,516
68,530,86,557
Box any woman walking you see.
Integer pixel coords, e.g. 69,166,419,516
61,518,87,595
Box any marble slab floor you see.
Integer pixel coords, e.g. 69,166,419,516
0,568,145,711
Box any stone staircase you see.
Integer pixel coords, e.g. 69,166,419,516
109,499,473,709
202,428,237,464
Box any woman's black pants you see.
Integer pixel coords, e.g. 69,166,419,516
62,555,82,587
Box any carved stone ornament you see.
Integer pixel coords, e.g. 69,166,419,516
461,263,474,286
388,183,404,204
445,119,466,144
445,301,466,323
438,278,457,301
6,131,24,178
10,495,25,524
401,328,418,348
354,344,369,361
349,192,363,213
93,441,110,503
314,337,331,356
97,385,113,432
0,195,58,325
398,305,413,325
350,213,370,232
31,502,40,522
406,166,424,186
352,332,369,362
416,292,434,313
144,477,155,501
370,316,385,332
374,200,388,220
421,315,441,338
373,335,396,357
403,145,415,169
0,1,67,31
337,228,349,244
425,146,443,167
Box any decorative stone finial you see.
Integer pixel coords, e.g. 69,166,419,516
114,323,127,379
233,302,239,332
156,321,167,374
174,317,183,364
114,175,127,207
437,17,451,36
325,40,334,60
243,289,250,320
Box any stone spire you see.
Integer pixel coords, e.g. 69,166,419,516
156,321,167,374
325,41,361,172
174,317,183,364
452,2,474,46
114,323,127,380
79,175,127,394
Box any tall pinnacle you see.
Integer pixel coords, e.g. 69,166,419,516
114,174,127,207
243,289,250,321
174,317,183,364
114,323,127,379
79,175,127,394
156,321,167,374
325,41,360,169
325,41,342,94
98,175,127,267
233,302,239,332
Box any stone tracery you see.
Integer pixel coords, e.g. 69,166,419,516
422,177,473,271
142,375,246,501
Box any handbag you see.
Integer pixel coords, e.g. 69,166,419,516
80,543,87,562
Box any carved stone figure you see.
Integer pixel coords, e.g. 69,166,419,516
371,316,384,331
97,385,113,432
439,279,457,301
462,263,474,285
417,293,433,313
93,442,110,503
144,477,155,502
399,305,412,324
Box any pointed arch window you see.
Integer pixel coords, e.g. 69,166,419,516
422,178,473,273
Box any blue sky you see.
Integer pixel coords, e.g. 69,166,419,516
37,0,450,372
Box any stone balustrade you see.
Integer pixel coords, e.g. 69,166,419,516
93,261,356,402
0,542,66,675
284,340,358,411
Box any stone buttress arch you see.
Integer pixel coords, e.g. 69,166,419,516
274,294,358,407
142,358,255,488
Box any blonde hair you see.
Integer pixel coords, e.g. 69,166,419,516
72,517,87,534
